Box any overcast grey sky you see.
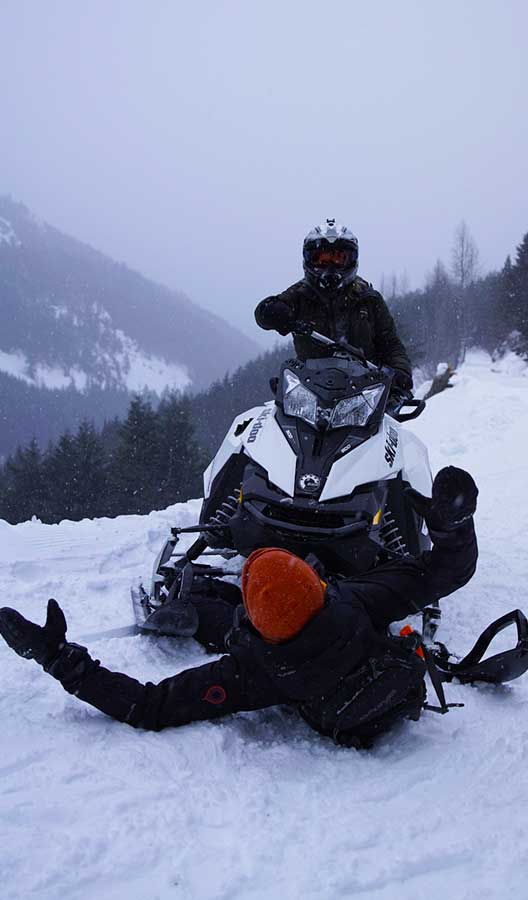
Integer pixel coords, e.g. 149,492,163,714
1,0,527,343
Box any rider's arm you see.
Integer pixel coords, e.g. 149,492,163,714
48,648,283,730
371,293,413,386
255,282,303,334
337,520,478,630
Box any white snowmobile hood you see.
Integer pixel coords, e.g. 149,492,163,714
204,403,432,504
203,403,297,499
320,415,432,502
240,403,296,496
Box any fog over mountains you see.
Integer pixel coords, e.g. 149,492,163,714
0,196,261,458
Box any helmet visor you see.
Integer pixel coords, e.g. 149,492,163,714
304,241,358,271
313,248,351,268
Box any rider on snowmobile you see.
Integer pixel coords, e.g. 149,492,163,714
255,219,413,394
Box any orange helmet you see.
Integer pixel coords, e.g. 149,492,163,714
241,548,325,643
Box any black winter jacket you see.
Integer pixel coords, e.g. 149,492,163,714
255,277,412,383
49,522,477,736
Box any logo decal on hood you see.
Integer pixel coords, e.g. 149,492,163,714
298,473,321,493
384,425,399,467
247,407,272,443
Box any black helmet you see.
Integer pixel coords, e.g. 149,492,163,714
303,219,359,291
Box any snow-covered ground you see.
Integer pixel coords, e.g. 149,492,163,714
1,350,528,900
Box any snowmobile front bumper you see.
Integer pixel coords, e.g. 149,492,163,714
229,499,378,575
132,564,200,637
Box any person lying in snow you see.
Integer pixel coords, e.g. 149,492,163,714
255,218,413,397
0,468,479,748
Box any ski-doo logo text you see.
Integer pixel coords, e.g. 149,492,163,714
247,408,272,443
384,425,399,467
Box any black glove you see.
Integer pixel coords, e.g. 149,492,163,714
387,388,413,415
392,369,413,393
0,598,67,669
406,466,478,532
263,299,296,335
292,318,316,336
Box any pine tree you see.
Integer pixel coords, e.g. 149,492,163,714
44,432,79,521
111,396,161,514
515,233,528,274
514,235,528,342
0,439,49,523
430,261,465,369
156,393,208,505
492,250,528,356
466,272,503,353
68,421,109,519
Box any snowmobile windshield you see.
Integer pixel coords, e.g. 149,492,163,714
282,369,385,429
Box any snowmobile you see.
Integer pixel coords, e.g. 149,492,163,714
127,329,528,693
133,329,437,636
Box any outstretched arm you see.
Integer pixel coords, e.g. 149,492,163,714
55,648,281,730
0,602,283,731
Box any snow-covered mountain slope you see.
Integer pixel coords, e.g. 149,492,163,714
0,195,260,392
1,350,528,900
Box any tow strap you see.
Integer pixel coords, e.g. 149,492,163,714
399,625,463,714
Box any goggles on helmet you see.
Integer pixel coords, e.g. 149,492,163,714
312,248,352,268
304,239,358,272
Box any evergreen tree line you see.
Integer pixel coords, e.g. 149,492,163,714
0,395,208,524
1,225,527,525
389,227,528,374
0,373,132,461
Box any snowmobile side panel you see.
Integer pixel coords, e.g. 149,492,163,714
320,416,431,503
203,404,264,498
319,417,398,502
241,404,297,497
399,429,433,497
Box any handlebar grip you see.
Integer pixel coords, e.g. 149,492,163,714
392,399,426,422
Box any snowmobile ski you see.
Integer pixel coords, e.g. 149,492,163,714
78,623,139,642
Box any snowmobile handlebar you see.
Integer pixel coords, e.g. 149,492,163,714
390,397,426,422
293,326,375,369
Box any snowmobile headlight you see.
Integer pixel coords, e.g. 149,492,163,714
282,369,318,425
330,384,386,428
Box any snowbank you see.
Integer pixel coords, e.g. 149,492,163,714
1,351,528,900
